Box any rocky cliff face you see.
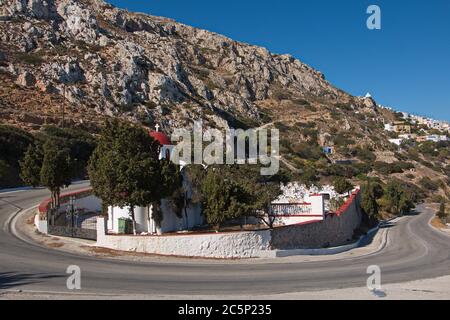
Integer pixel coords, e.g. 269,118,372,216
0,0,355,131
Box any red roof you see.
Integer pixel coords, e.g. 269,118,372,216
149,131,171,146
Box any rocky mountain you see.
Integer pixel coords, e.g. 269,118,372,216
0,0,357,131
0,0,449,201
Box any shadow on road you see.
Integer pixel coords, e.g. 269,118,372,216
359,221,397,247
0,272,64,290
380,222,396,229
403,210,420,217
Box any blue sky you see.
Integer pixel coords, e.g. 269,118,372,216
107,0,450,121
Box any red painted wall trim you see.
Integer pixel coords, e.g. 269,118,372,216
270,218,323,230
38,188,93,214
332,189,360,217
274,214,323,218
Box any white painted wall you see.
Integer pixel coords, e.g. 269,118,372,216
97,217,271,259
275,216,323,226
107,206,149,234
107,206,129,233
108,202,203,235
159,199,203,234
107,169,204,235
305,194,325,215
35,194,101,234
34,213,47,234
58,195,101,215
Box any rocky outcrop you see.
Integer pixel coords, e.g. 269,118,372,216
56,0,99,42
15,69,35,86
41,58,85,84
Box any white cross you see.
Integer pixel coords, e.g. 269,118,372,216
155,124,160,132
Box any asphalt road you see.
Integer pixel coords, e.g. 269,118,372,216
1,184,450,297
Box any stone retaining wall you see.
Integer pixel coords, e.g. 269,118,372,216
95,190,363,258
270,190,362,250
96,218,271,259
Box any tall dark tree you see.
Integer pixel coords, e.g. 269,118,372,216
88,120,181,235
437,202,448,222
40,142,72,208
361,179,384,220
38,126,97,179
384,181,404,216
19,143,43,187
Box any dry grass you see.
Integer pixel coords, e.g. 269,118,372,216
26,216,35,225
0,73,105,132
47,242,64,248
431,217,447,229
82,246,245,260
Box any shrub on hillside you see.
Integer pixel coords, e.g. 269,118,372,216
333,177,353,195
354,146,376,162
292,142,322,161
418,177,440,192
373,161,414,175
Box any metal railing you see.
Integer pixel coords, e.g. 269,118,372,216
269,203,313,216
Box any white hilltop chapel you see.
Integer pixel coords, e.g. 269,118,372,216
106,126,203,235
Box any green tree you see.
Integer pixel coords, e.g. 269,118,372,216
40,142,72,209
437,202,448,222
384,181,403,215
333,177,353,195
201,168,253,230
383,181,416,216
399,191,415,214
252,181,282,228
88,120,181,235
152,159,183,226
200,165,282,229
38,126,97,179
361,180,384,220
19,143,43,187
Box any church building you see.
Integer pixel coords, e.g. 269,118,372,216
106,126,203,235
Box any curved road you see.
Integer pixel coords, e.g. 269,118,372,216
1,184,450,297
